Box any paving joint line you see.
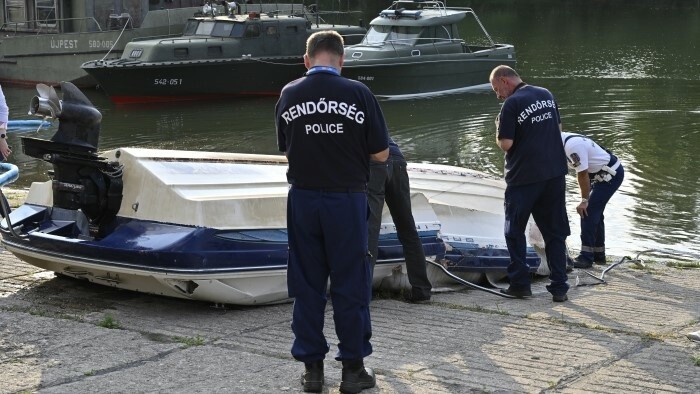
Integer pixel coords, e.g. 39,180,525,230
34,347,183,390
540,337,657,393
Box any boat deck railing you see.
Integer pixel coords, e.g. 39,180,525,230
380,1,496,47
347,36,503,58
0,15,134,36
386,1,451,17
154,36,227,45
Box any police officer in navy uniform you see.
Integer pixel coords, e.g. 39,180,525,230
489,65,571,302
275,30,389,393
368,138,432,302
561,131,624,268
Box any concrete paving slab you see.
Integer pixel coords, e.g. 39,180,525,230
1,248,699,393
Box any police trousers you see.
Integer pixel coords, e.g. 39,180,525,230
287,187,373,363
504,175,570,295
579,159,624,262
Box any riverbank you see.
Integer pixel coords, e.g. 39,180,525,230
1,245,699,392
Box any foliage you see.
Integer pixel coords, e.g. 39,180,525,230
98,314,120,329
174,335,205,347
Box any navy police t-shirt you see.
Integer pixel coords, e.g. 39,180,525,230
496,85,567,186
276,70,389,189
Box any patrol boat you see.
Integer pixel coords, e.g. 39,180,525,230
0,82,540,306
0,0,202,87
342,0,516,99
80,8,366,103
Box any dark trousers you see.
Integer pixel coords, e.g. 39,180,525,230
287,187,373,363
368,157,432,295
578,163,624,263
504,175,570,295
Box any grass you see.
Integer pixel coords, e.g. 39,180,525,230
98,314,120,329
692,355,700,367
2,305,80,321
540,314,670,340
666,261,700,269
431,301,510,316
173,335,205,347
640,331,666,341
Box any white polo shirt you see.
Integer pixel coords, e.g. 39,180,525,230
561,132,611,174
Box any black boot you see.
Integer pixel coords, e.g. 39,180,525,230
301,360,324,392
340,359,375,393
594,253,607,265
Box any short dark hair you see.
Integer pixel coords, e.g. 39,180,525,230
306,30,345,59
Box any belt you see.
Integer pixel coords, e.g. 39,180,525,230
591,153,621,182
292,184,367,193
607,153,621,171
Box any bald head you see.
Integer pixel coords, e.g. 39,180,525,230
489,65,523,100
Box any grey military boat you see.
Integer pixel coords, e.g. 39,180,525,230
342,0,516,99
81,6,366,104
0,0,206,87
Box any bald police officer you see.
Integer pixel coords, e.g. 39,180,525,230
561,131,624,268
276,31,389,393
490,65,571,303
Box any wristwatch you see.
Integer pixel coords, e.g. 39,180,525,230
581,198,588,203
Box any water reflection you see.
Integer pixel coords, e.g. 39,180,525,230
2,1,700,260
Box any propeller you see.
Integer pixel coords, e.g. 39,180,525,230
28,83,62,119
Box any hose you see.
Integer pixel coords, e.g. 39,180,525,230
426,259,516,299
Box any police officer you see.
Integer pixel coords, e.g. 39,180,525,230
561,131,624,268
368,138,432,302
490,65,571,302
275,31,389,393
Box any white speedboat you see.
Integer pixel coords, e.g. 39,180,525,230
342,0,516,99
0,82,540,305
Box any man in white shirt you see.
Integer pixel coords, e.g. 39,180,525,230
561,131,624,268
0,84,12,160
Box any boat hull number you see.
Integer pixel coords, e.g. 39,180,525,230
154,79,183,86
50,39,116,49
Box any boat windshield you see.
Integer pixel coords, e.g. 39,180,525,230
362,25,422,46
184,20,246,38
183,20,198,36
211,21,246,38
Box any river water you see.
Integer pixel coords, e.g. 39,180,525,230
2,0,700,260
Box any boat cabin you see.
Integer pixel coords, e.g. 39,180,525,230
0,0,199,34
122,13,315,62
347,0,500,60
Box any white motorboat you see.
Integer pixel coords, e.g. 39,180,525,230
0,82,540,305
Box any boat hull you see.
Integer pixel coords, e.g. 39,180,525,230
1,202,445,305
342,50,516,98
82,57,306,103
3,230,440,306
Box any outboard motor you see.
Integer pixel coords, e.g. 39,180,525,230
23,82,123,238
